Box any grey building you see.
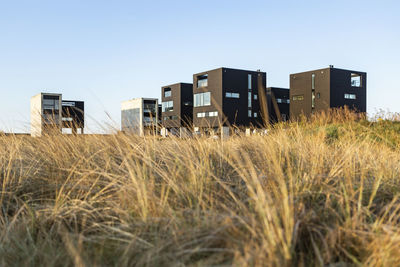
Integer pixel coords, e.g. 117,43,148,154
290,66,367,119
121,98,159,136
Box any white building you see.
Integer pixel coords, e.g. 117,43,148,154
121,98,159,136
30,93,62,137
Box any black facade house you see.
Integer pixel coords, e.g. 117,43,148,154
192,67,267,136
290,66,367,120
161,83,193,137
267,87,290,122
62,100,84,134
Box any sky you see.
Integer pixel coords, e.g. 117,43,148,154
0,0,399,133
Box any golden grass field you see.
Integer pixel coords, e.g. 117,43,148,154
1,111,400,266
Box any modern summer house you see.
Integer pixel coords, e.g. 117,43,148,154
31,93,62,137
290,66,367,119
121,98,159,136
192,67,267,136
161,83,193,137
31,93,85,136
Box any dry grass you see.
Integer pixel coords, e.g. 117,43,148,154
1,111,400,266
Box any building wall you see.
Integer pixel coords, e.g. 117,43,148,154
330,68,367,112
222,68,265,127
30,94,42,137
290,68,331,119
121,98,142,135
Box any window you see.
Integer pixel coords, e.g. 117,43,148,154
317,92,320,99
164,88,171,97
344,94,356,99
248,110,252,117
254,94,258,100
248,74,252,90
351,73,361,87
194,92,211,107
162,101,173,112
197,74,208,88
254,112,257,118
248,92,252,108
225,92,240,98
277,98,282,103
292,95,304,101
312,73,315,89
209,111,218,117
43,99,59,110
312,91,315,109
197,111,218,118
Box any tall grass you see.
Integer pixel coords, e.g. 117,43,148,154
1,111,400,266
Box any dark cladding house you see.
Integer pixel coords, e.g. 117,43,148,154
192,67,266,135
267,87,290,122
161,83,193,136
290,66,367,119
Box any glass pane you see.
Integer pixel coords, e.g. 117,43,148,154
204,92,210,106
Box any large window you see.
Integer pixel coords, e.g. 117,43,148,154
225,92,240,98
351,73,361,87
194,92,211,107
248,74,252,90
197,74,208,88
344,94,356,99
164,88,171,97
162,101,173,112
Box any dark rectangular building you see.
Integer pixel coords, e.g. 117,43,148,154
268,87,290,122
290,66,367,119
161,83,193,135
193,67,266,132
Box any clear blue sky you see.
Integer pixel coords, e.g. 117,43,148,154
0,0,399,133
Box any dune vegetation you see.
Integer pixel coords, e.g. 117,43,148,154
1,110,400,266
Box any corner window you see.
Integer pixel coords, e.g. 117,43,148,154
351,73,362,87
164,88,171,98
197,74,208,88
